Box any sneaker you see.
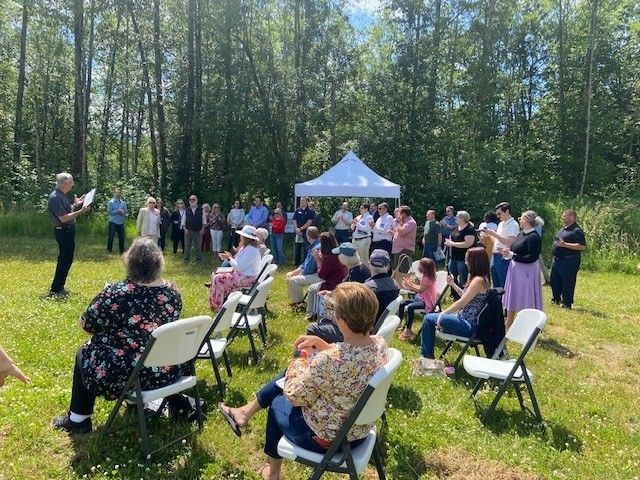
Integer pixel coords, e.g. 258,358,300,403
49,289,70,299
399,330,413,341
53,415,92,434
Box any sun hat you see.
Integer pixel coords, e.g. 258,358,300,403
332,242,357,256
369,249,390,267
236,225,258,240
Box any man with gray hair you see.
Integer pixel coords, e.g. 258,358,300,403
47,173,90,298
365,249,400,320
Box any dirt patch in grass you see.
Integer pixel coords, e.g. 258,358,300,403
424,448,540,480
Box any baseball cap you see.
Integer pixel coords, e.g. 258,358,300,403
369,249,390,267
332,242,357,256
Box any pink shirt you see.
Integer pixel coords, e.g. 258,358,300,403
392,216,417,253
417,275,437,311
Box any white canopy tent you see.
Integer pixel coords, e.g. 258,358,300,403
294,151,400,202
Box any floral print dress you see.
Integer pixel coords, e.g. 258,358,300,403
79,280,186,400
283,336,388,443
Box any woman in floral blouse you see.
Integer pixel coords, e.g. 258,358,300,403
218,282,388,480
53,238,186,434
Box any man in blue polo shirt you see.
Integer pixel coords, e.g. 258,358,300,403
285,226,321,308
106,188,127,253
47,172,90,298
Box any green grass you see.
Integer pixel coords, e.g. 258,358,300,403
0,234,639,479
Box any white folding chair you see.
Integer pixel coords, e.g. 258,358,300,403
277,348,403,480
463,309,547,423
437,288,505,369
399,260,422,296
197,291,242,398
241,254,273,295
227,277,275,363
100,316,214,458
372,295,403,334
375,315,401,345
238,263,278,308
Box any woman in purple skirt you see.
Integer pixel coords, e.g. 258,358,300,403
501,210,543,328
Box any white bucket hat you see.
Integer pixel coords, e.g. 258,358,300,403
236,225,258,240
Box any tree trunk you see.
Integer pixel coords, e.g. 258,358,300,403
557,0,568,194
580,0,598,198
13,0,28,179
73,0,85,180
180,0,197,192
83,0,96,184
153,0,168,196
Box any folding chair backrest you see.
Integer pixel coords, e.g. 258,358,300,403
247,276,275,310
408,260,422,279
258,263,278,283
213,291,243,334
261,254,273,267
354,348,402,425
263,249,271,257
372,295,403,334
435,271,448,296
506,309,547,350
144,316,214,367
376,315,401,345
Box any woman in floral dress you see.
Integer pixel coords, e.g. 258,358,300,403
53,238,187,433
218,282,389,480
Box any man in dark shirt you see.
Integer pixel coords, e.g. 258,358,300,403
550,210,586,309
182,194,206,263
365,249,401,320
47,173,90,297
292,196,315,265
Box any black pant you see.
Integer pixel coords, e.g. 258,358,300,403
172,230,185,254
158,229,168,251
70,347,96,415
227,231,240,251
550,255,581,307
51,225,76,294
372,239,392,255
107,222,125,253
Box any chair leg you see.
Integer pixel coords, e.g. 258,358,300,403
258,322,267,346
211,356,225,398
372,437,387,480
100,394,126,439
514,383,527,411
222,351,233,377
137,396,152,458
439,341,454,359
470,377,485,398
192,383,204,430
247,326,260,364
524,377,542,422
481,379,511,423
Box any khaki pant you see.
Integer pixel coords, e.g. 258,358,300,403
287,273,321,304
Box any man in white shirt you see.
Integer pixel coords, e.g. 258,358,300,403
331,202,352,244
486,201,520,288
370,202,394,254
351,203,374,264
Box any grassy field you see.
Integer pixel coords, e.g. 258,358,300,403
0,234,639,480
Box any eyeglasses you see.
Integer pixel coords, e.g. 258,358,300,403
378,207,385,211
213,206,219,209
148,201,156,204
189,198,197,202
274,212,282,215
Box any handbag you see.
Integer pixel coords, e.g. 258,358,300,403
392,253,413,285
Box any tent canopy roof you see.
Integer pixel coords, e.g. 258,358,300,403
294,151,400,200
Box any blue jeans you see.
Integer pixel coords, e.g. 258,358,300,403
420,313,475,359
422,243,440,264
491,254,510,288
257,375,363,458
271,234,285,264
448,259,468,291
398,298,426,329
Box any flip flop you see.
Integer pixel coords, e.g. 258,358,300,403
218,402,241,437
257,463,270,480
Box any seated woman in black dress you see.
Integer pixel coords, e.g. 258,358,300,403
53,238,187,433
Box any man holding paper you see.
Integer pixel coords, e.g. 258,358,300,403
47,172,91,298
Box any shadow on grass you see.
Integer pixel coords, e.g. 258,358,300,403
474,402,583,453
68,413,216,477
387,384,423,413
538,338,578,358
572,306,607,318
385,441,430,479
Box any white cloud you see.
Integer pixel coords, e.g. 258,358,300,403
346,0,384,16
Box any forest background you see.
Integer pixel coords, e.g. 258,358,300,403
0,0,638,270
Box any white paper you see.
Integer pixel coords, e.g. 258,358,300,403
83,187,96,207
